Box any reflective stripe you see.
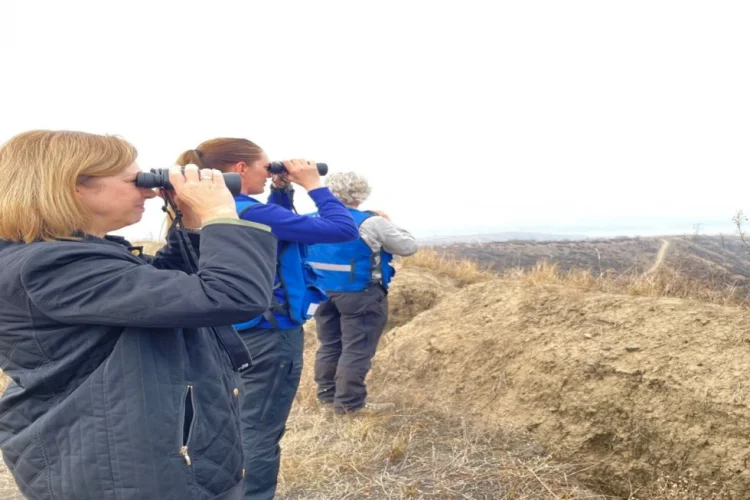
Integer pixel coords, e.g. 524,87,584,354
309,262,352,272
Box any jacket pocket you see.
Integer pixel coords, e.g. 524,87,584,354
178,384,196,466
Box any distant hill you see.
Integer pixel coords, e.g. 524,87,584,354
419,231,589,244
429,234,750,300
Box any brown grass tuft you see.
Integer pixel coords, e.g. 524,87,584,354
400,249,495,286
507,261,749,307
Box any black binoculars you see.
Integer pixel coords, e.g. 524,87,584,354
135,161,329,195
135,168,242,196
268,162,328,175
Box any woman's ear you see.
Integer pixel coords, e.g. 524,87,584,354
234,162,246,173
74,180,89,197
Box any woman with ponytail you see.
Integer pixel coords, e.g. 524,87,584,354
176,138,358,500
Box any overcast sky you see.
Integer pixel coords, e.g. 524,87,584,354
2,1,749,240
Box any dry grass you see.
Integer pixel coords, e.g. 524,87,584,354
400,249,495,286
508,261,749,307
632,475,733,500
278,404,609,499
403,247,749,306
278,345,610,499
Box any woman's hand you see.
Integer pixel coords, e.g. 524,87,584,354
169,165,238,224
281,159,321,192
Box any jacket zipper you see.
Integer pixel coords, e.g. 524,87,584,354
179,384,195,466
180,445,192,466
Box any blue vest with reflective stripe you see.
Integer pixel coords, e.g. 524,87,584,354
306,209,396,293
233,197,328,330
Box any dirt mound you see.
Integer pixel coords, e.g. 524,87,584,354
385,266,457,331
373,277,750,497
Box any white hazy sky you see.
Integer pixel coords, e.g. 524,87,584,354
2,1,749,240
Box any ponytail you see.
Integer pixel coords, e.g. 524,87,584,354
175,138,264,173
176,149,205,168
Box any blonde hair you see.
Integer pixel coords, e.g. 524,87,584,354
325,172,372,206
0,130,137,243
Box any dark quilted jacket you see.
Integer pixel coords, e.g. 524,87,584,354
0,221,276,500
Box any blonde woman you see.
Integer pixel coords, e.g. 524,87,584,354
0,130,276,500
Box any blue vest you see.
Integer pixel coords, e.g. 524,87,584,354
233,197,328,330
306,209,395,293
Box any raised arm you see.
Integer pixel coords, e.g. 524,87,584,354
22,221,277,329
243,187,358,243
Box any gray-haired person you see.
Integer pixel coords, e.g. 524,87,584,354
306,172,417,414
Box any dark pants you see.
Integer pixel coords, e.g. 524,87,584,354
238,326,304,500
314,286,388,413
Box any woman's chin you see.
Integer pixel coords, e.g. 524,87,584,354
121,214,144,229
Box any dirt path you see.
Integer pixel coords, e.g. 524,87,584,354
646,239,670,274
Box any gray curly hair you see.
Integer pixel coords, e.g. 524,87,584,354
325,172,372,206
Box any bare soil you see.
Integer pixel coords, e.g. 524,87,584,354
373,276,750,497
